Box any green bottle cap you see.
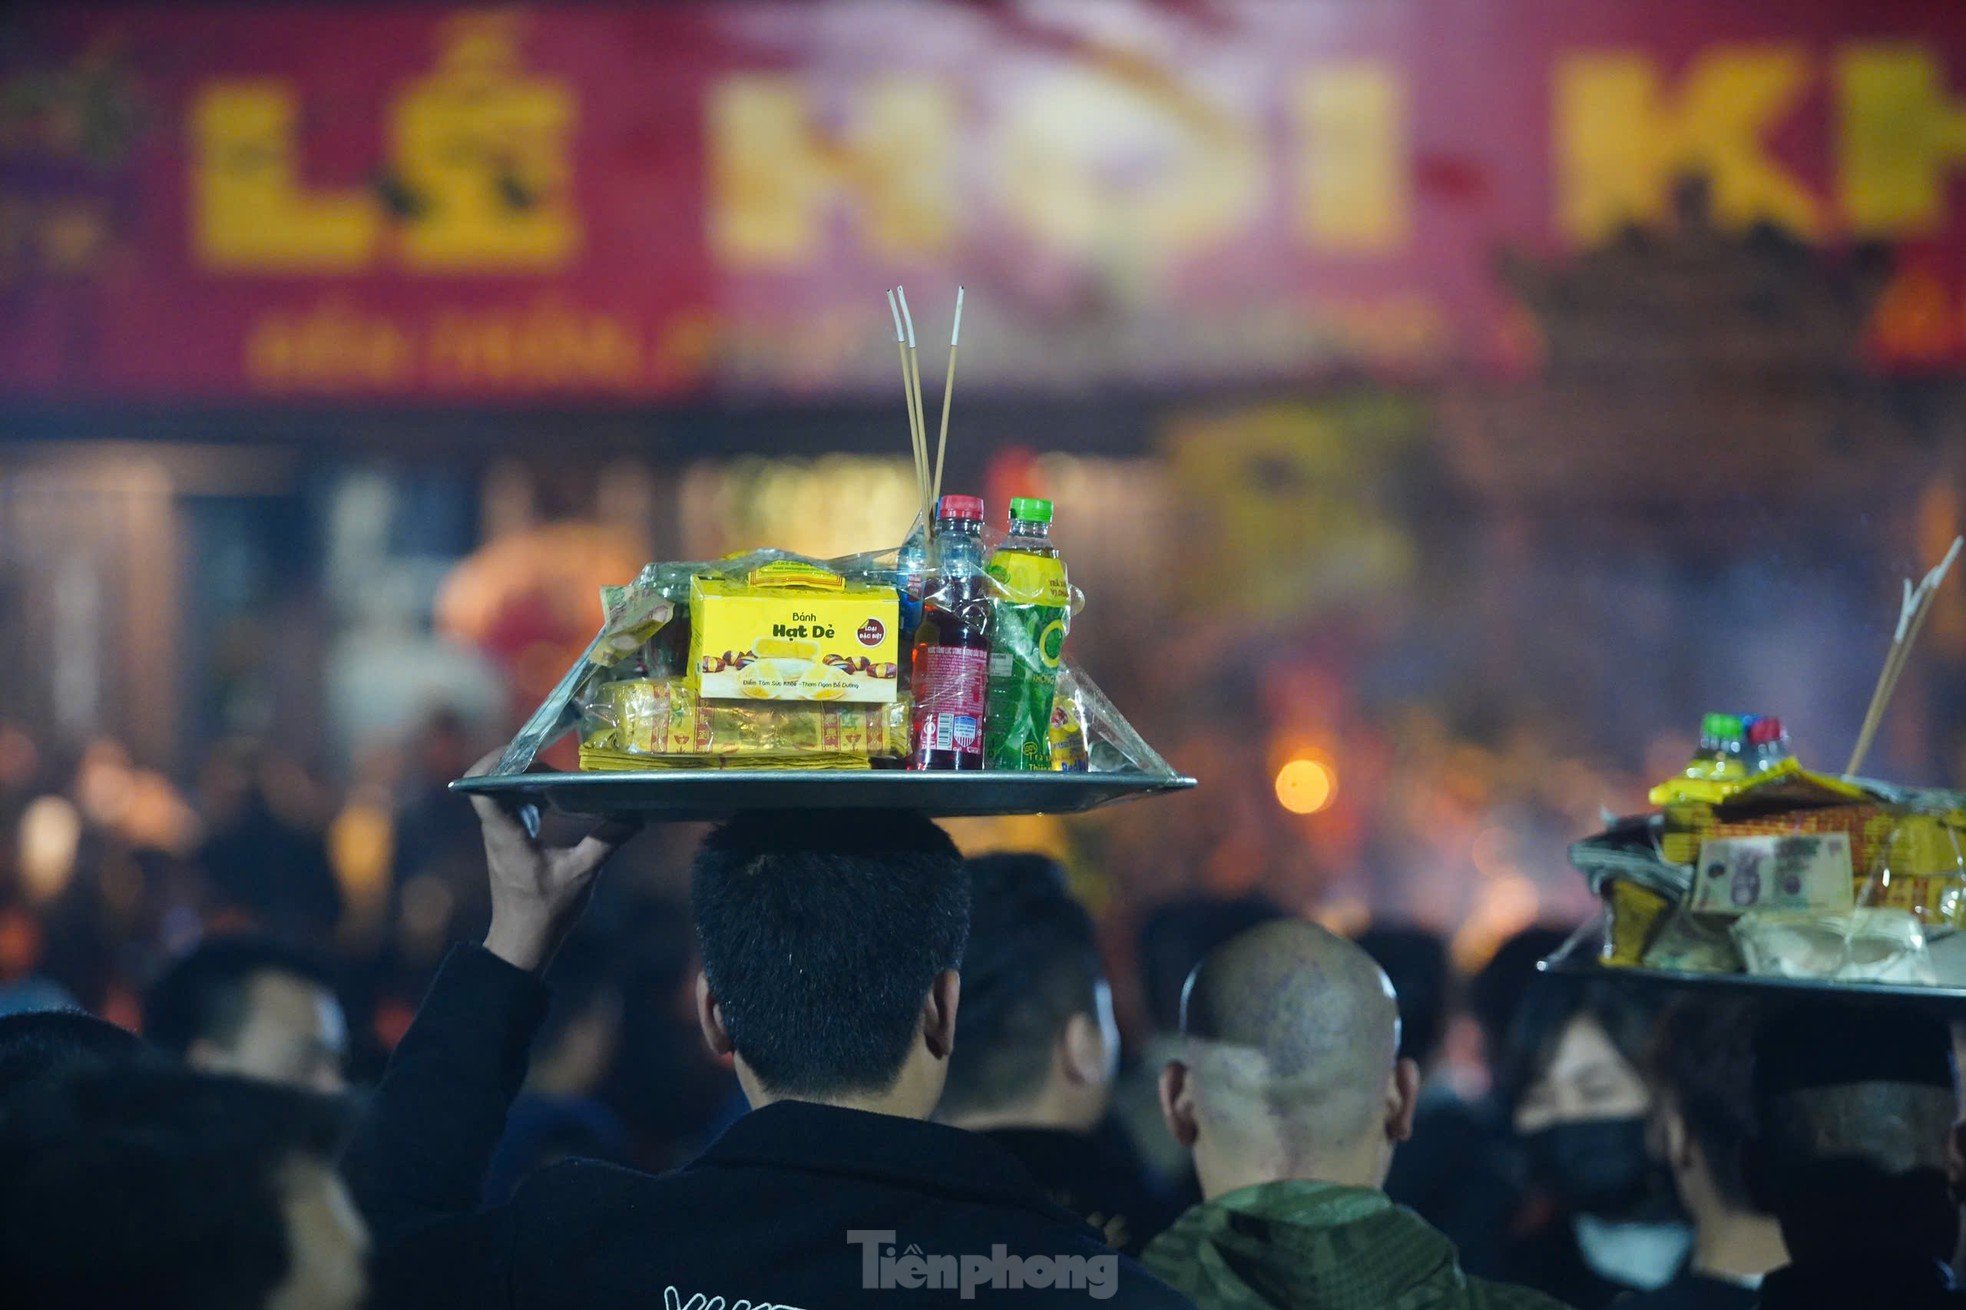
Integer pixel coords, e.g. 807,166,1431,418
1701,712,1744,740
1008,497,1054,524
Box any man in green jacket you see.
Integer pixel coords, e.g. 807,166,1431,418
1145,920,1569,1310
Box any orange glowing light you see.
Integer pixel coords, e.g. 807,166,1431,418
1275,756,1337,815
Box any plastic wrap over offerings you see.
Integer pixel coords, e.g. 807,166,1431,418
492,524,1179,790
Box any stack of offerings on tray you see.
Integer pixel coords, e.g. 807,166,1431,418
491,529,1174,780
491,290,1176,783
1573,713,1966,986
577,555,912,773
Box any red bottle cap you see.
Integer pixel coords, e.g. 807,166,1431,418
1748,717,1784,744
937,495,985,522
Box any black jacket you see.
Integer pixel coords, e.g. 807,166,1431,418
345,945,1192,1309
1615,1269,1757,1310
1756,1252,1966,1310
979,1124,1182,1256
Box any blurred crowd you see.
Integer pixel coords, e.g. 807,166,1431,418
1,707,1962,1310
0,704,1609,1194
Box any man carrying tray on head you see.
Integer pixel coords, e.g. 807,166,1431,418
343,756,1192,1310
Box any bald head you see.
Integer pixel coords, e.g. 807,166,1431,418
1162,920,1416,1196
1183,920,1401,1062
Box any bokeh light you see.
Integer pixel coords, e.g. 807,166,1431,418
1274,755,1338,815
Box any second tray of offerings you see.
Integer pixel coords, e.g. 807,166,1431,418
1547,539,1966,1000
1556,715,1966,998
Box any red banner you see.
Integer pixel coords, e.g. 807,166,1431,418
6,1,1966,401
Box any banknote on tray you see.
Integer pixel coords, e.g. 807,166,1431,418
1690,832,1855,916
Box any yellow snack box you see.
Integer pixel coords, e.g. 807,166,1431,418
690,560,899,704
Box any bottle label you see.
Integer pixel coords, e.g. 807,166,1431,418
987,551,1071,607
984,602,1071,770
914,645,989,761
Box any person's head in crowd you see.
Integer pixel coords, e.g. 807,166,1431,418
1646,996,1785,1283
0,972,83,1020
144,937,348,1093
1748,1001,1958,1266
0,1009,146,1102
1137,894,1286,1034
939,853,1116,1132
413,705,477,785
480,926,632,1205
0,1065,367,1310
690,809,968,1118
1355,926,1451,1070
1469,924,1574,1060
1159,919,1418,1199
1504,978,1669,1222
529,926,623,1100
606,895,737,1170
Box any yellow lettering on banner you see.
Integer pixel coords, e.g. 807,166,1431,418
191,82,380,270
1839,45,1966,237
1555,47,1820,242
390,14,578,270
426,299,643,387
245,299,412,388
1294,64,1408,253
708,76,953,265
994,69,1259,265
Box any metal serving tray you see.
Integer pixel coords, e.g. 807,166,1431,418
451,768,1196,822
1538,930,1966,1008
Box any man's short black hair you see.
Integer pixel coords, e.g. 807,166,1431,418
143,937,336,1057
1647,996,1759,1209
690,809,968,1098
0,1010,146,1102
941,854,1102,1118
0,1065,351,1310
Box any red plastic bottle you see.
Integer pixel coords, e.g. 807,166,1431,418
909,495,992,770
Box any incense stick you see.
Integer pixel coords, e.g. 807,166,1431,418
887,289,930,520
1844,535,1963,776
932,286,964,506
897,286,931,528
1867,538,1961,750
1848,541,1959,773
887,289,923,495
1847,597,1920,778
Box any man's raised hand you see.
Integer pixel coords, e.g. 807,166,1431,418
464,750,640,973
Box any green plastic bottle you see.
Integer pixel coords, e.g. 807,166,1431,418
984,498,1072,770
